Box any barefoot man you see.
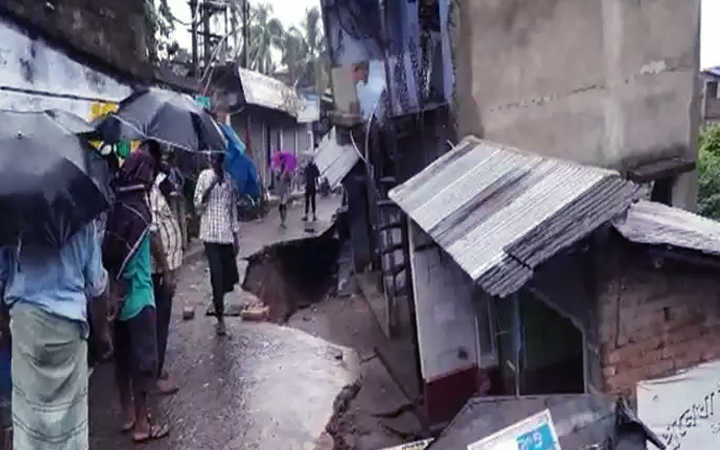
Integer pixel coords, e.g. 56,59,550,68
103,140,169,443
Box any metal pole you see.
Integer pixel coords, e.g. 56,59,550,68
242,0,249,69
203,1,211,69
190,0,198,76
513,294,521,398
224,3,229,62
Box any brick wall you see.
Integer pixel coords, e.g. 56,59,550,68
1,0,150,80
595,237,720,396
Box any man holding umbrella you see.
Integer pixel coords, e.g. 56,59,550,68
0,110,113,450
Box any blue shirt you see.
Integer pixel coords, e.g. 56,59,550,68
0,222,108,337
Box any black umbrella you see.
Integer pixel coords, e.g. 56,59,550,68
95,88,227,152
0,110,109,247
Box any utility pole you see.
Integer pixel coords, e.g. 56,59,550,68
242,0,252,158
203,1,211,69
224,3,229,62
242,0,249,69
190,0,198,76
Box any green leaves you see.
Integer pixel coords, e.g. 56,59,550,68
698,124,720,219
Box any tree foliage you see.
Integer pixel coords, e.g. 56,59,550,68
698,124,720,219
279,7,329,89
246,3,284,75
144,0,176,63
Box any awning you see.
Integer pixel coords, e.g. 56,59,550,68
312,128,360,188
238,68,299,117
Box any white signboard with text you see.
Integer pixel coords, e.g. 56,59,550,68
467,409,561,450
638,360,720,450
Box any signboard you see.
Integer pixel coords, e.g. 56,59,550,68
297,94,320,123
195,96,211,109
467,410,561,450
637,360,720,450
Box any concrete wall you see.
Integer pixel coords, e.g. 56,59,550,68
1,0,149,80
455,0,701,210
595,236,720,397
0,16,132,118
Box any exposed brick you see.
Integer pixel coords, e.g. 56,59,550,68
666,325,705,345
619,348,663,370
674,352,704,372
702,348,720,362
663,313,707,334
596,242,720,396
603,337,662,365
647,359,675,378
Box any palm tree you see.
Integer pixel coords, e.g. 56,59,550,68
281,28,309,87
247,3,284,74
277,7,329,89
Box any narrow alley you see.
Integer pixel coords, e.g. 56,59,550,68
89,198,353,450
1,0,718,449
88,197,422,450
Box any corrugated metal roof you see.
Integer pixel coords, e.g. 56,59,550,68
704,66,720,78
613,200,720,255
238,68,299,116
313,128,360,188
389,137,640,298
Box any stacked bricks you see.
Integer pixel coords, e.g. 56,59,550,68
595,243,720,397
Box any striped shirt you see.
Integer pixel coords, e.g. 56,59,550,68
193,169,239,244
150,174,183,272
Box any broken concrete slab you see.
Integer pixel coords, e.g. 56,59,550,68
223,324,360,449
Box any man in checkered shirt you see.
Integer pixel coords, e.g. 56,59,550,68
193,153,240,336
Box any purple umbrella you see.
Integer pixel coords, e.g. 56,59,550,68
271,151,297,173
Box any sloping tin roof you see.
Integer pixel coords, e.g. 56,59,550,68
704,66,720,78
613,200,720,256
238,68,299,116
312,128,359,188
389,137,639,298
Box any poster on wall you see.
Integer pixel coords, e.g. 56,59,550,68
637,360,720,450
467,409,561,450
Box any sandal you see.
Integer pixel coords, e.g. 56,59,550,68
133,422,169,443
121,414,152,433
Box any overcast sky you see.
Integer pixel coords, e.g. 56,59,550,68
167,0,320,51
168,0,719,69
703,0,720,69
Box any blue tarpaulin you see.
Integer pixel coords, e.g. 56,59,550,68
221,124,259,199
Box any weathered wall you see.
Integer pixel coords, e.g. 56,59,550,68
408,224,478,423
595,236,720,396
0,16,132,118
1,0,149,80
455,0,701,210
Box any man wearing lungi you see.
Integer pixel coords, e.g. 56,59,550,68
0,221,111,450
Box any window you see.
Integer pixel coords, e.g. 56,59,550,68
651,177,674,206
708,80,719,100
476,290,585,396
